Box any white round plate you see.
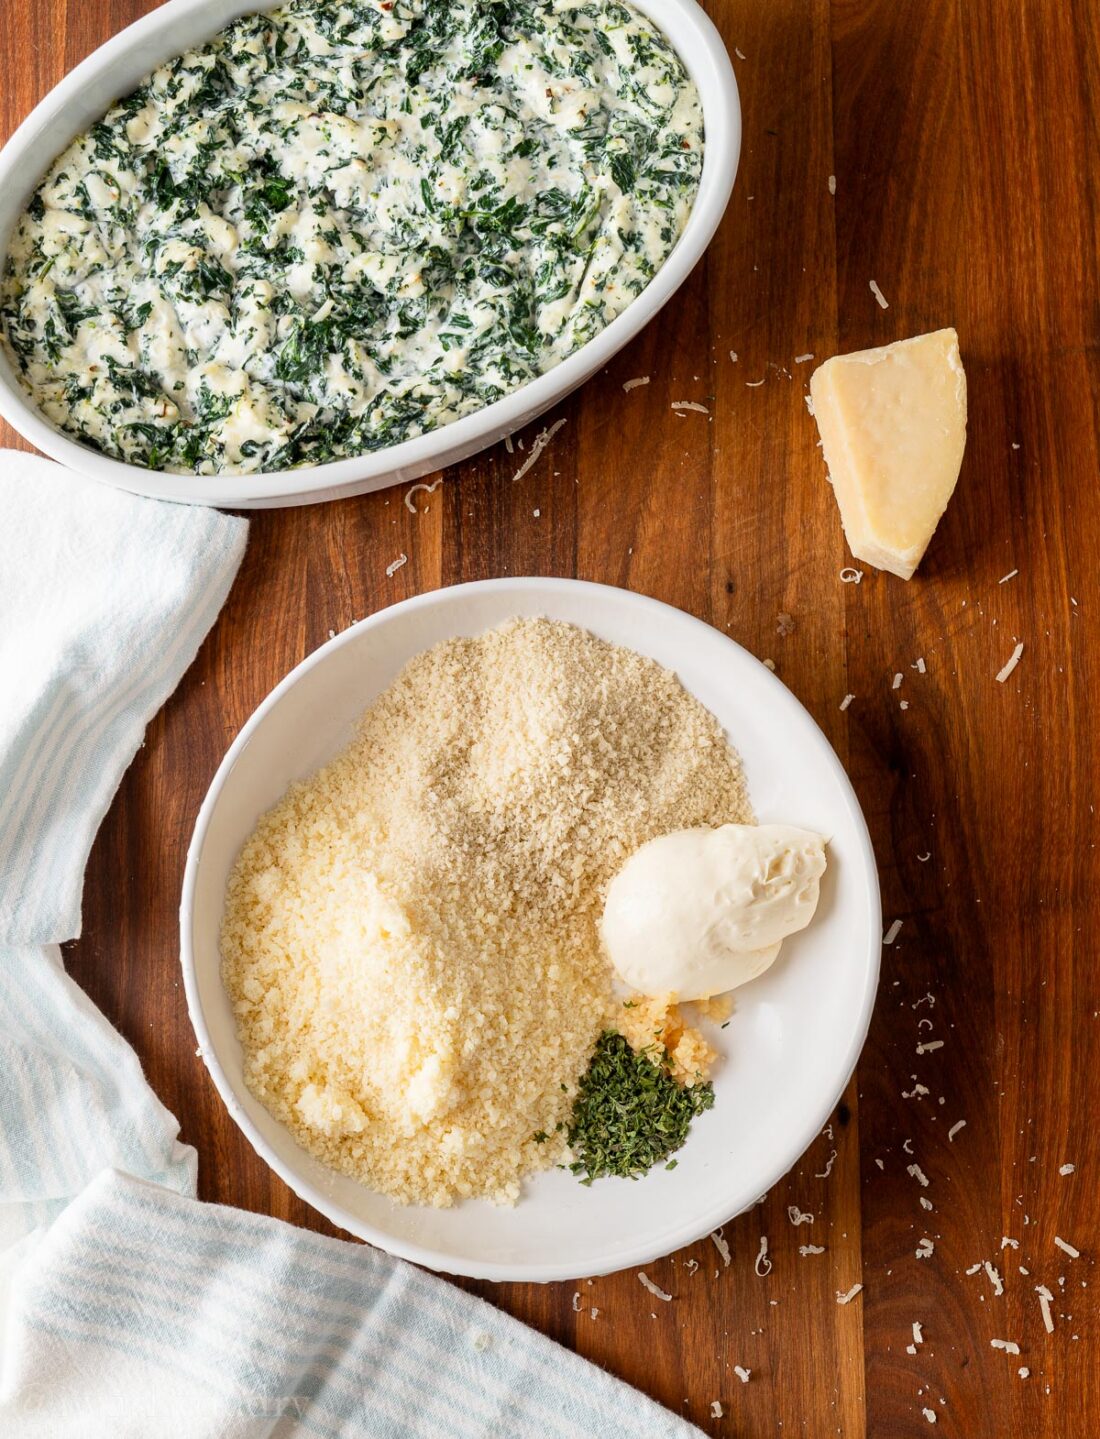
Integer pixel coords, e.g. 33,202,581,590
181,579,880,1281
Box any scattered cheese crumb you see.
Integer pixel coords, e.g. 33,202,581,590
839,693,855,711
998,569,1019,584
795,352,814,364
734,1366,751,1384
828,174,836,195
884,919,903,945
804,393,815,416
836,1284,863,1305
912,657,927,673
734,46,747,59
385,553,408,577
572,1292,582,1312
1036,1285,1055,1333
948,1120,966,1141
984,1262,1004,1296
622,376,650,392
711,1230,732,1267
755,1237,772,1277
892,672,904,690
869,279,890,309
511,418,567,483
730,351,738,363
788,1206,814,1226
916,1237,935,1260
920,1197,934,1211
816,1150,838,1179
799,1244,826,1256
638,1273,672,1302
995,641,1025,683
991,1339,1020,1355
1018,1367,1030,1379
590,1307,599,1319
711,1400,724,1418
840,567,864,584
1059,1163,1075,1176
912,1321,924,1346
917,1040,944,1055
1055,1236,1081,1259
404,478,442,514
671,400,710,415
1001,1237,1019,1250
922,1407,937,1424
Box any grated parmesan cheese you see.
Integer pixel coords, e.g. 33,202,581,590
995,641,1024,683
947,1120,966,1141
385,553,408,577
404,477,442,514
639,1272,672,1302
1054,1236,1080,1259
1036,1285,1055,1333
734,1366,751,1384
884,919,903,945
711,1229,731,1267
755,1237,772,1277
991,1339,1020,1354
869,279,890,309
622,376,650,392
511,417,567,483
836,1284,863,1305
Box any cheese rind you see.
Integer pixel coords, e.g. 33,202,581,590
810,328,967,580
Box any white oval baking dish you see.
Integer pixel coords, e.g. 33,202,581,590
0,0,739,508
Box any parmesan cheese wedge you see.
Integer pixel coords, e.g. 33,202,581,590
810,329,967,579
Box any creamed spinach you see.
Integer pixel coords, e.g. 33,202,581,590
0,0,702,475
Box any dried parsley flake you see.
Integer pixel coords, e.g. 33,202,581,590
566,1031,714,1184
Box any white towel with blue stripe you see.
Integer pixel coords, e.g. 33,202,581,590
0,452,700,1438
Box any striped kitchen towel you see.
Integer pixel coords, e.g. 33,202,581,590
0,450,248,947
0,452,701,1438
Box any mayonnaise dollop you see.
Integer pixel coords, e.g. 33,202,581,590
600,824,828,1000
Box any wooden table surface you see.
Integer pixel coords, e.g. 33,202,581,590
4,1,1098,1434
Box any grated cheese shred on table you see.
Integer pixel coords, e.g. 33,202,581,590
222,618,750,1207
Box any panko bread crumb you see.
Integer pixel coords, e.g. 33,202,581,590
222,618,751,1206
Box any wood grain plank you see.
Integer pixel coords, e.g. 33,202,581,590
4,0,1100,1434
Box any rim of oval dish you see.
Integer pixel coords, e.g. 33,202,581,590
0,0,740,509
180,578,882,1282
